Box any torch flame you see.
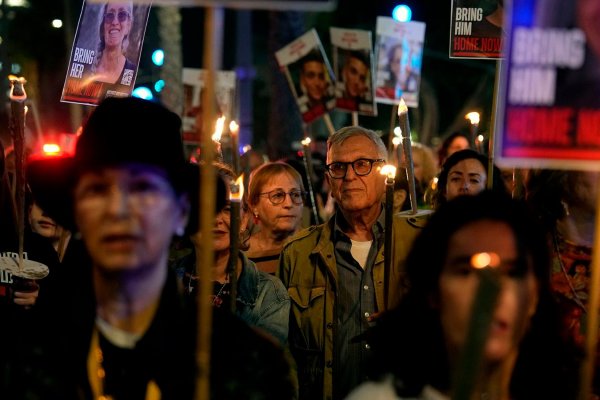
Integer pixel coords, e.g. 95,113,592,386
393,126,401,137
477,134,484,143
392,137,401,146
212,116,226,142
465,112,480,125
229,174,244,202
242,144,252,154
471,252,500,269
301,137,311,146
229,120,239,135
397,98,408,115
42,143,61,156
380,164,397,180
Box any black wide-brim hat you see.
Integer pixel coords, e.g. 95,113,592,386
27,97,192,231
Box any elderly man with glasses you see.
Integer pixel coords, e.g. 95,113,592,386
278,126,427,400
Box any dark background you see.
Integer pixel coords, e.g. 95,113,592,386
0,0,498,159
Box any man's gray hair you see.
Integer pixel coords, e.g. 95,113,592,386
327,126,388,160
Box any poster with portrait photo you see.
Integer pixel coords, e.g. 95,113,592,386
181,68,237,145
61,0,151,106
449,0,504,59
330,27,376,116
374,17,426,108
275,29,335,124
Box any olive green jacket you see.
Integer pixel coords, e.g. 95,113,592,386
277,210,428,400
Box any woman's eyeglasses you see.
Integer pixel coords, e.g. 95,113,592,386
259,189,305,206
104,10,130,24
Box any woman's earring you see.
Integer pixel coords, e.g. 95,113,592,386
253,211,259,225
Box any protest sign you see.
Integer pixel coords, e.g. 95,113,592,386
496,0,600,170
330,27,376,116
275,29,335,124
449,0,504,59
374,17,426,108
182,68,237,145
61,1,150,106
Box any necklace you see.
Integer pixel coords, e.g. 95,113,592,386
211,278,230,307
87,328,161,400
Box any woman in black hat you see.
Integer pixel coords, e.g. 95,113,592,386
25,97,295,400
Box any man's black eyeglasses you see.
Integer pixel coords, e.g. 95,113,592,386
259,189,306,206
326,158,385,179
104,10,130,24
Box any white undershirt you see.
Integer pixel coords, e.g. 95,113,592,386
350,239,373,269
95,316,142,349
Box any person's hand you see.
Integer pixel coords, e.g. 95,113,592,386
367,311,385,323
13,283,40,309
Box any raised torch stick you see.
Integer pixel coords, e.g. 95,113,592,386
380,164,396,308
8,75,27,273
452,252,501,400
301,137,320,225
465,111,480,152
227,175,243,314
398,99,418,214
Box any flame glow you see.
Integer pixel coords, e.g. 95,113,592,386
477,134,484,143
394,126,401,137
212,116,226,142
380,164,397,179
465,112,480,125
229,174,244,202
42,143,61,155
471,252,500,269
301,137,312,146
397,98,408,115
229,120,239,135
392,137,401,146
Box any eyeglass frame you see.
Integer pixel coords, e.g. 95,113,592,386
325,158,386,179
258,189,306,206
104,10,131,24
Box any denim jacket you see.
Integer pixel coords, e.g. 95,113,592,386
237,251,290,345
173,250,290,345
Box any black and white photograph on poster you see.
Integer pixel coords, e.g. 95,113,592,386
182,68,237,145
374,16,426,108
330,27,376,116
275,29,336,124
61,0,151,106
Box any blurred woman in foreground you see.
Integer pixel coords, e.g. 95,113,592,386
347,191,581,400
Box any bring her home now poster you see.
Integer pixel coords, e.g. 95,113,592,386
496,0,600,170
61,0,151,106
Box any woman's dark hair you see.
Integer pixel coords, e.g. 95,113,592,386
437,131,471,165
368,191,581,398
432,149,506,208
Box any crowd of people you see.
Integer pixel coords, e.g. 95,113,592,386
0,96,597,399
